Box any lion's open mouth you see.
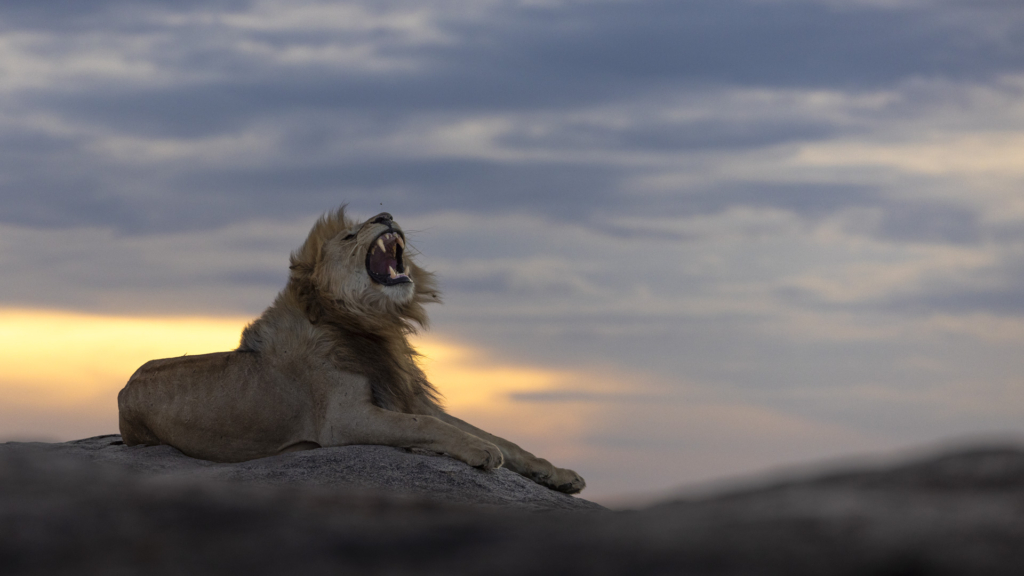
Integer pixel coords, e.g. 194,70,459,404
366,231,410,286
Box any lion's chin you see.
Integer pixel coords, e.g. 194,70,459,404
377,279,416,304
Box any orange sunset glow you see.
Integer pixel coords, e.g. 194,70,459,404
0,307,588,446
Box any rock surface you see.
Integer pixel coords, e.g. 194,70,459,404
4,435,601,511
2,437,1023,575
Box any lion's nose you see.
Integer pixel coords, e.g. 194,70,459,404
371,212,393,225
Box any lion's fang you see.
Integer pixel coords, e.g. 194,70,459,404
396,235,405,249
377,238,386,252
388,266,397,278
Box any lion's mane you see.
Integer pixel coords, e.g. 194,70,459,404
238,206,443,414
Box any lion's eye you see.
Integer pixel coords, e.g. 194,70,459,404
341,233,356,241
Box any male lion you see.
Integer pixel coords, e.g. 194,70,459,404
118,207,585,494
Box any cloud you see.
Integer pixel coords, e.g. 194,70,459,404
0,220,300,314
442,0,1024,90
793,132,1024,176
881,263,1024,316
509,390,679,403
496,118,841,152
874,201,982,244
2,0,1023,239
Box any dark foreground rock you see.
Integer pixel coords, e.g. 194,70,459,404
10,435,598,511
2,436,1023,575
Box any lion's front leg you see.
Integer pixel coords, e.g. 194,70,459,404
320,404,504,470
432,412,586,494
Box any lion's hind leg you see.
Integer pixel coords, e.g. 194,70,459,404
117,410,160,447
117,383,160,447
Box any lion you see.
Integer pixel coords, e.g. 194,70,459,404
117,207,585,494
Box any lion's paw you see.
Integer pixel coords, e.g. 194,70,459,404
549,467,586,494
527,460,586,494
463,441,503,470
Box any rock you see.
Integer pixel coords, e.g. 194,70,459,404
2,438,1022,575
4,434,602,512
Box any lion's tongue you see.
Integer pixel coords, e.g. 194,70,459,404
368,250,397,277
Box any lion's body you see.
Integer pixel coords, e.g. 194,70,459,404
117,207,585,494
119,351,318,462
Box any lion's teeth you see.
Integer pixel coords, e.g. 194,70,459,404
388,266,397,278
396,235,405,249
377,238,386,252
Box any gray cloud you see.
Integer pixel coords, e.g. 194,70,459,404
15,0,1024,120
2,0,1022,237
875,201,982,245
669,183,883,218
0,0,248,31
447,0,1024,91
878,259,1024,316
508,391,678,404
497,119,842,152
913,288,1024,315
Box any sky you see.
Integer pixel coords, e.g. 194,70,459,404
1,0,1023,504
